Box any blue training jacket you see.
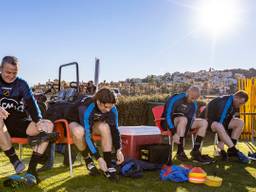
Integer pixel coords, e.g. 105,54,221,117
202,95,236,126
0,75,42,122
161,93,198,133
75,97,121,159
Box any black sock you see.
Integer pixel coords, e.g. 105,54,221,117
192,136,203,152
228,146,238,154
231,138,237,146
27,152,43,176
84,156,93,164
81,149,89,159
4,147,19,165
177,137,184,154
103,152,112,168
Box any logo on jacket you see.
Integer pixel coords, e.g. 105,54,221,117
0,98,24,112
1,87,12,97
3,90,10,96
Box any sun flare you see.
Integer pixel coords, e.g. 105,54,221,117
195,0,242,38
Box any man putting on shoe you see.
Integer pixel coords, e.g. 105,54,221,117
0,56,54,185
161,86,213,164
67,88,124,181
200,90,249,163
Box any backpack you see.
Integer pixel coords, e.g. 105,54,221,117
119,159,161,178
120,159,143,178
45,101,72,122
45,95,89,122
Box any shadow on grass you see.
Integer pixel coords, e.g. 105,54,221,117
0,161,255,192
43,160,256,192
212,159,256,192
0,179,45,192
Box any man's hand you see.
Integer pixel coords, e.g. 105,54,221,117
116,149,124,165
98,157,108,172
0,107,9,120
172,133,180,144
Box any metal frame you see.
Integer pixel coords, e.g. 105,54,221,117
58,62,80,93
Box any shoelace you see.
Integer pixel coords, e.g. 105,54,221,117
104,168,117,178
87,162,96,170
108,167,116,173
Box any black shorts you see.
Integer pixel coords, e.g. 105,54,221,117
4,117,31,138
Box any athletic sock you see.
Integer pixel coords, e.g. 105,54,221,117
103,152,112,168
27,151,43,176
231,138,237,146
192,136,203,152
4,147,19,165
177,137,184,154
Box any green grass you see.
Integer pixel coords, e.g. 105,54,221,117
0,140,256,192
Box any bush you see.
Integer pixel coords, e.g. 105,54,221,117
117,94,167,126
117,94,206,126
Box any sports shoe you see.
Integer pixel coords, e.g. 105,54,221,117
24,173,38,186
104,167,119,182
227,149,249,164
228,149,249,164
248,152,256,161
190,151,213,165
176,151,189,162
219,150,228,161
85,158,100,176
3,175,26,188
37,160,53,172
13,160,25,174
201,154,215,163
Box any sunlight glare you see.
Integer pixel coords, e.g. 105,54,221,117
196,0,242,38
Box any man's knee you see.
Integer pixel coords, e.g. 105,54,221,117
196,119,208,130
201,119,208,129
70,123,84,138
97,122,111,134
197,120,208,134
0,119,5,132
40,119,54,133
236,119,244,130
212,122,225,134
176,116,188,126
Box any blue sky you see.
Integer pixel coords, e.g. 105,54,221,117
0,0,255,85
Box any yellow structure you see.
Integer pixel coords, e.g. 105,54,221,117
238,78,256,141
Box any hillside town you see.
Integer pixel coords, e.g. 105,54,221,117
33,68,255,96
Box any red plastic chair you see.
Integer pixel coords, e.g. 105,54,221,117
152,105,204,152
54,119,101,177
152,105,172,163
152,105,172,136
11,137,28,160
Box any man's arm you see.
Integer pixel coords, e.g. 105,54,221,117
82,103,101,159
218,96,234,124
21,80,42,122
109,106,121,151
165,93,186,133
